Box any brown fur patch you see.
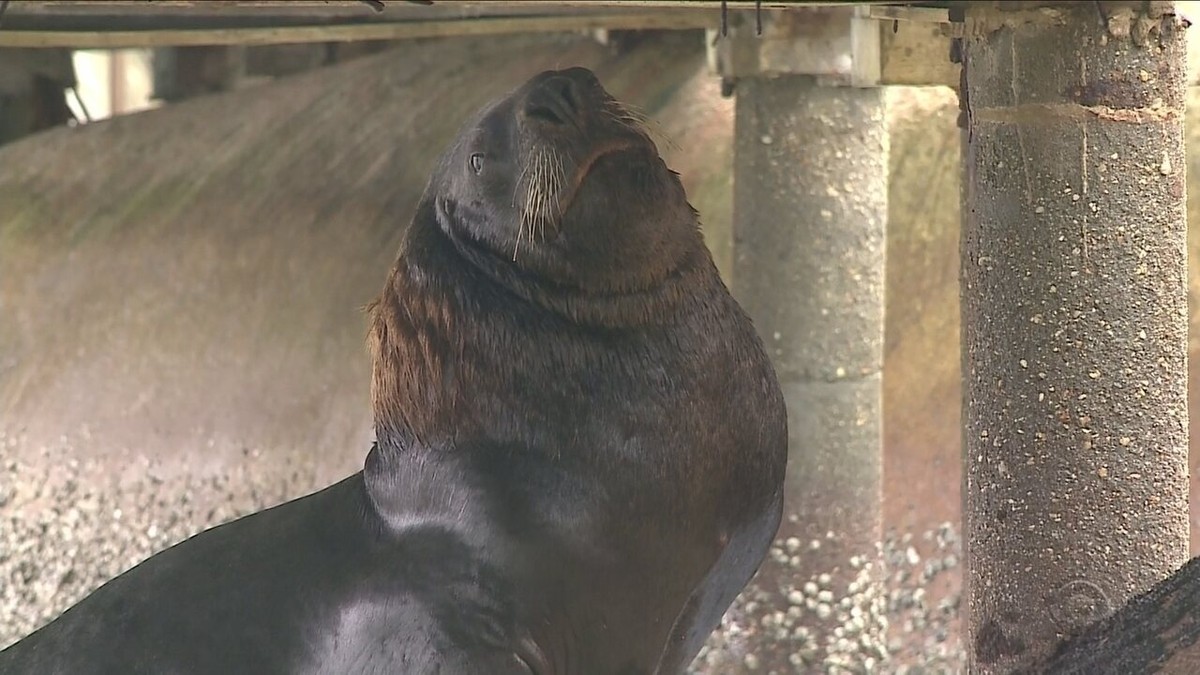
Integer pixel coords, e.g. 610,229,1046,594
366,261,466,445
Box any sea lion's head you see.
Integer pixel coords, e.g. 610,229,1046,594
370,69,714,444
428,67,701,293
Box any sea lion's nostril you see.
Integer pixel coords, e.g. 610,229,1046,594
524,76,581,126
558,67,600,89
552,79,579,117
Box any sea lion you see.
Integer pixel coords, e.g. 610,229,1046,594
0,66,786,674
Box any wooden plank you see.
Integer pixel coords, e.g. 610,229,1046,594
5,1,900,9
0,1,905,33
0,12,721,48
0,5,633,31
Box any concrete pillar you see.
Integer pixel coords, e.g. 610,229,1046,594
152,46,246,103
0,48,74,146
959,3,1190,672
731,75,888,672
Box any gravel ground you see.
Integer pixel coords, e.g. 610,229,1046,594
1,427,965,672
689,524,964,674
0,428,323,649
881,524,964,674
690,543,890,674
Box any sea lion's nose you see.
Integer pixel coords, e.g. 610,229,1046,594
523,73,586,127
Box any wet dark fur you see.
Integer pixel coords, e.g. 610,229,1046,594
0,68,787,674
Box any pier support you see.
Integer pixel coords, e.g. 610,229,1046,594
958,3,1190,671
722,8,889,664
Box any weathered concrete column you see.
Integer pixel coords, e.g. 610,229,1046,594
959,3,1190,672
730,74,888,672
0,48,74,146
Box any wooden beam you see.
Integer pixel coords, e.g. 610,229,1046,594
4,1,914,9
0,12,721,48
25,2,1181,87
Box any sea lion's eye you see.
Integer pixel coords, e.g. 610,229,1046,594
469,153,485,175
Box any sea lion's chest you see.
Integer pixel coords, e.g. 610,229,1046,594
468,306,759,463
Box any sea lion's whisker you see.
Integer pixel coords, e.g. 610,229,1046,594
529,152,542,246
602,100,678,153
639,119,678,153
514,142,573,253
512,212,524,261
515,147,544,259
605,102,652,131
515,150,542,260
513,159,532,209
529,150,549,248
534,153,548,213
532,151,544,218
542,149,564,243
540,162,548,240
606,99,647,119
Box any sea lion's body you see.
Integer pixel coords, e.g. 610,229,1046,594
0,67,786,674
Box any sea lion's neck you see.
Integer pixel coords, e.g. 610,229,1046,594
365,227,464,453
365,207,718,456
440,214,715,331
